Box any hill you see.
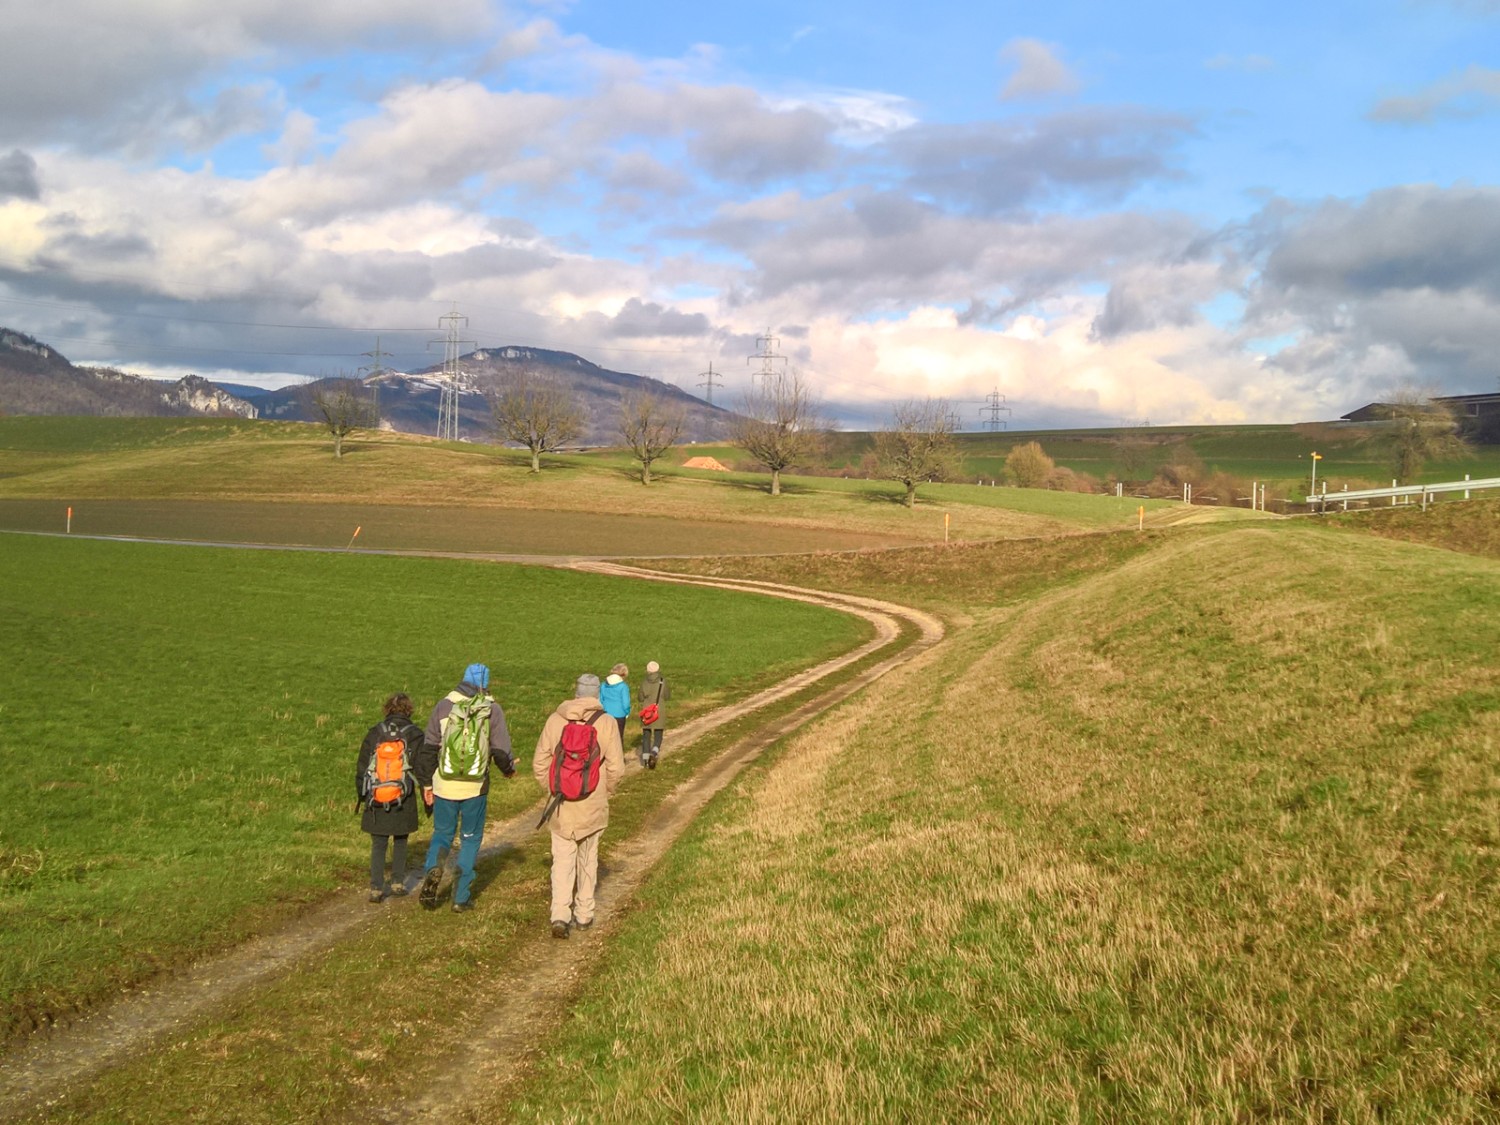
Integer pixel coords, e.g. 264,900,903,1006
255,345,734,445
0,328,257,420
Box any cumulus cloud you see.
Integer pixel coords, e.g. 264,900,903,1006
1367,64,1500,124
998,38,1081,100
0,150,40,200
887,109,1193,214
1244,185,1500,394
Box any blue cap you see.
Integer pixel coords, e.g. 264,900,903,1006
463,663,490,690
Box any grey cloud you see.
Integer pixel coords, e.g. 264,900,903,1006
1246,185,1500,390
594,298,711,338
1090,280,1202,340
1367,65,1500,124
998,38,1081,100
683,91,838,185
886,109,1193,214
0,149,40,199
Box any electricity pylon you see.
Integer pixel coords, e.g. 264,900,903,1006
697,362,723,405
746,328,787,390
429,306,475,441
980,388,1012,432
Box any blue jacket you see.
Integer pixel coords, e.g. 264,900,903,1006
599,677,631,719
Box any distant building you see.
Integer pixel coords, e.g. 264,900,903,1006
1340,392,1500,423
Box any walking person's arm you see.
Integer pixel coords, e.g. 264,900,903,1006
489,701,515,777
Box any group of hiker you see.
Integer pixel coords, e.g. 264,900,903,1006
353,660,670,938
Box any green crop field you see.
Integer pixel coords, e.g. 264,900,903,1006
502,522,1500,1122
0,533,868,1041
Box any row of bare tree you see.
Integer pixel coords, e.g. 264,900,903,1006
308,372,963,503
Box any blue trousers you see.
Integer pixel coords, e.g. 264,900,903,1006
424,793,488,905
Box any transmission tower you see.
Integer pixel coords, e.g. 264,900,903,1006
746,328,788,389
429,306,476,442
980,388,1012,432
697,361,724,405
359,337,393,422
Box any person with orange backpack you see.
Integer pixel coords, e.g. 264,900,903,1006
356,692,425,903
532,673,624,938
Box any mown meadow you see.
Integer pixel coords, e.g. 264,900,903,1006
0,533,868,1042
502,521,1500,1122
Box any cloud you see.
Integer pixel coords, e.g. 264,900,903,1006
1367,64,1500,124
1244,185,1500,393
887,109,1194,214
0,150,40,200
0,0,494,150
998,38,1081,100
1203,52,1275,72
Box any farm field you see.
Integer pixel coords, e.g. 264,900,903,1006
498,521,1500,1122
0,533,869,1042
0,416,1175,545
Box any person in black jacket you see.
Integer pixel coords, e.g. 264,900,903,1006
356,693,428,903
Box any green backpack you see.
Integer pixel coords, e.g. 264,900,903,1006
438,692,492,781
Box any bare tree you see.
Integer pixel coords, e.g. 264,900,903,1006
731,370,827,496
619,390,685,485
489,375,583,473
304,376,376,459
1379,388,1469,484
874,398,960,508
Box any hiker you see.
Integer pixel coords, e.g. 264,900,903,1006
532,673,624,938
600,662,631,743
417,663,514,914
638,660,670,769
356,693,425,903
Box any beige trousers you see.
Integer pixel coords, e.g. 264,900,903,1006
550,829,602,925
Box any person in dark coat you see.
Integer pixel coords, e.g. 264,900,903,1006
638,660,670,769
356,693,427,903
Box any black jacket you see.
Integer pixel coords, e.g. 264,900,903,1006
356,715,424,836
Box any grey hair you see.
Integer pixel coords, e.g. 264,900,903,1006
575,673,601,699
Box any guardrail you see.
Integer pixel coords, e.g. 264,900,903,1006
1308,475,1500,511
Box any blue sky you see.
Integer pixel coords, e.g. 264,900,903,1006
0,0,1498,427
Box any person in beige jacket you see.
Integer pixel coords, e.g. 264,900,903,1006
532,673,624,938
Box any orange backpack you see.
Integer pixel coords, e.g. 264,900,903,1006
364,722,415,809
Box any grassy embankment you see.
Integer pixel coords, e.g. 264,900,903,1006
1327,496,1500,562
0,416,1183,553
498,521,1500,1122
0,533,868,1043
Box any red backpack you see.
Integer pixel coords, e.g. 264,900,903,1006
538,710,604,826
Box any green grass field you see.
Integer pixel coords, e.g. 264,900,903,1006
0,533,868,1042
500,522,1500,1122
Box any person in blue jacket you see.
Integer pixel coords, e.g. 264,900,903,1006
600,662,631,744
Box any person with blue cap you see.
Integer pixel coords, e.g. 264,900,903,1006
416,662,514,913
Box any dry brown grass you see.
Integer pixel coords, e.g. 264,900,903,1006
506,523,1500,1122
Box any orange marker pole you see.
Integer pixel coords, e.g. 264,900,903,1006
1137,505,1144,531
346,525,362,550
66,506,72,534
944,512,950,545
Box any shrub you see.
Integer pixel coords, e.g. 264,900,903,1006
1004,441,1054,488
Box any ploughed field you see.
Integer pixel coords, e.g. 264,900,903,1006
0,534,869,1042
503,521,1500,1122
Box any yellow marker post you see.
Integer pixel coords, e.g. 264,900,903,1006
66,506,72,534
944,512,950,544
1137,505,1144,531
346,525,362,550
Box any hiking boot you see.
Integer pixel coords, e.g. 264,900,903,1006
574,918,593,931
451,901,473,914
368,888,384,904
551,921,570,939
646,753,658,770
388,883,409,898
418,867,443,909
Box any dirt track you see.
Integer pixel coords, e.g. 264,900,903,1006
0,559,942,1124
